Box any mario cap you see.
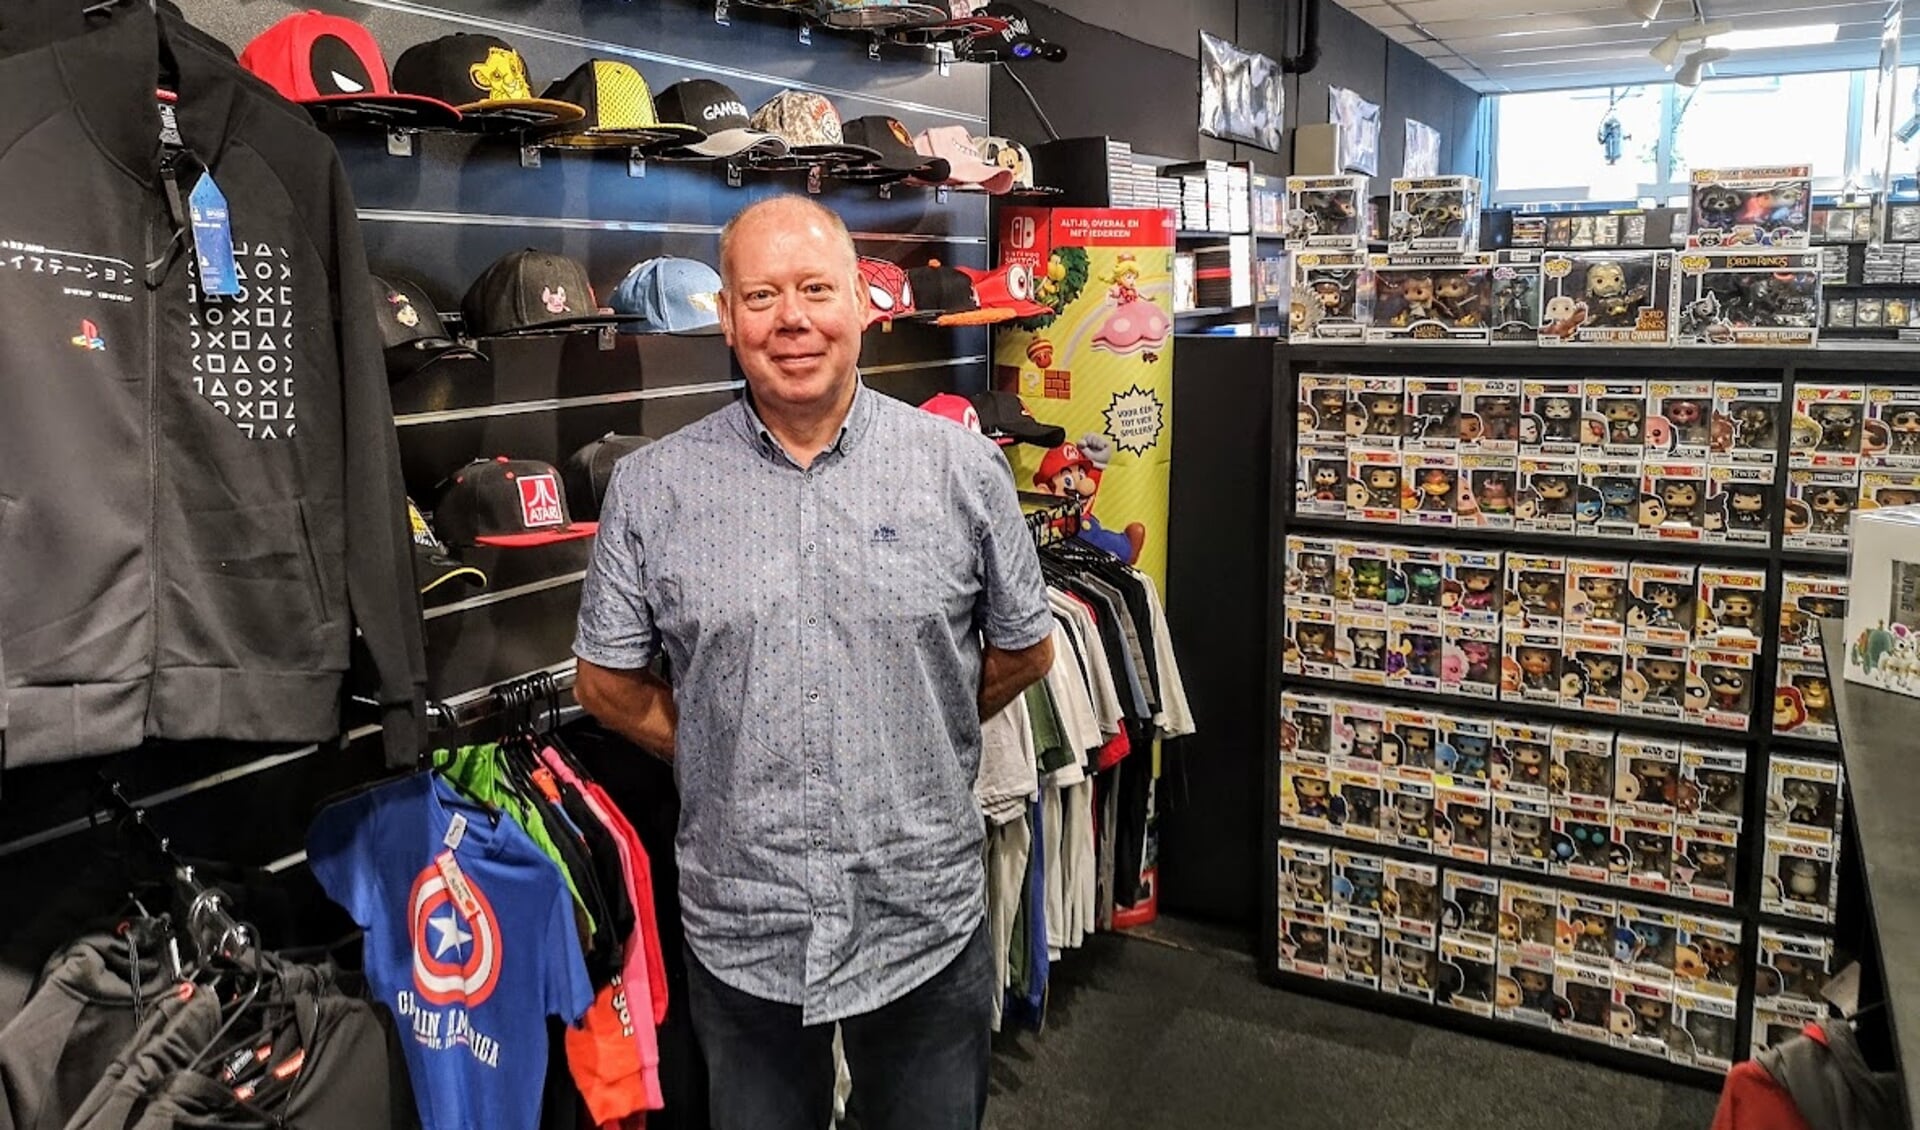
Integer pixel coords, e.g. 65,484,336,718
918,392,981,432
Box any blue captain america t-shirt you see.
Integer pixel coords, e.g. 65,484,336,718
308,771,593,1130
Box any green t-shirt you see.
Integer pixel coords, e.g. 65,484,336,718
435,743,594,934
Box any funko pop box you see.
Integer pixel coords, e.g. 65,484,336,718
1537,251,1673,346
1842,504,1920,699
1285,174,1370,251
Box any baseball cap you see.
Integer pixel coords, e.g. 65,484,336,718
536,60,701,148
460,249,616,337
813,0,951,29
649,79,790,160
390,34,584,130
436,457,599,548
239,12,462,129
408,498,487,594
919,392,982,432
749,91,879,164
973,135,1034,190
564,433,655,521
961,2,1068,62
373,276,484,382
609,257,724,335
859,257,920,326
839,116,951,182
957,262,1050,319
913,126,1015,192
908,262,984,323
971,390,1064,447
886,0,1014,46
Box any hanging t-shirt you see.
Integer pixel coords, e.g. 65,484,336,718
308,772,594,1130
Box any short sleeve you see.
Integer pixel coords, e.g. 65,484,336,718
971,450,1053,650
305,789,379,928
545,884,595,1026
573,460,659,669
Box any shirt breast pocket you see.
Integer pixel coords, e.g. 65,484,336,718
855,524,952,626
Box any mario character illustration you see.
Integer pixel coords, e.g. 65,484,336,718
1032,433,1147,564
1091,253,1171,362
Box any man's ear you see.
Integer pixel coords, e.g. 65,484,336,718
716,288,736,345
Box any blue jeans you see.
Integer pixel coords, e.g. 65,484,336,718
685,924,993,1130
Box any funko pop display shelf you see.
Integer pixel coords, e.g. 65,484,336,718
1819,619,1920,1122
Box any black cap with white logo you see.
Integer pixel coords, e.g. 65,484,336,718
373,276,484,382
564,433,654,521
648,78,790,160
459,249,618,337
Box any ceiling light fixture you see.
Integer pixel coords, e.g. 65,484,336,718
1704,23,1839,50
1627,0,1662,26
1649,21,1732,69
1676,46,1732,87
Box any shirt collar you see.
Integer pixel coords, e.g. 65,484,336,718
738,376,876,465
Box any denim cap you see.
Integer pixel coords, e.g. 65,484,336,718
610,256,725,334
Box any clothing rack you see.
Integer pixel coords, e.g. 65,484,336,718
96,776,254,963
1021,494,1086,547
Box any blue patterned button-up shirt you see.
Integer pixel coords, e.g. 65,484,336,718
573,382,1053,1023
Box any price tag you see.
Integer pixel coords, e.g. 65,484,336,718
444,812,468,851
187,173,240,297
434,851,482,919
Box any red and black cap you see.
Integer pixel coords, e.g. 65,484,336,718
436,457,599,548
960,3,1067,62
957,262,1050,319
971,389,1064,447
390,33,584,131
373,276,484,382
564,433,654,521
459,249,618,337
240,12,463,128
859,256,923,326
885,0,1014,47
907,262,981,322
408,498,488,594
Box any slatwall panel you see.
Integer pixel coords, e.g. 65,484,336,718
0,0,991,968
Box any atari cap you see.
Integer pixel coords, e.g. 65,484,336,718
408,498,487,594
748,91,879,163
536,60,701,148
839,116,950,182
390,33,584,130
609,257,724,335
460,249,617,337
564,433,655,521
373,276,484,381
649,79,789,160
435,457,599,548
238,12,462,128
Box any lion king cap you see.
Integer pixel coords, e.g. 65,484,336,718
839,116,950,182
408,498,488,594
649,79,789,160
749,91,879,163
609,257,724,335
913,126,1015,192
390,34,583,129
239,12,462,128
373,276,484,381
536,60,700,148
435,457,599,548
460,249,617,337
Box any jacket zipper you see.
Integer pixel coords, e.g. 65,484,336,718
146,175,165,716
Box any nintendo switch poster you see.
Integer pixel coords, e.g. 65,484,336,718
993,207,1176,592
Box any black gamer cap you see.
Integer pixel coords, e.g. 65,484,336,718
374,276,484,382
459,249,618,337
564,433,655,521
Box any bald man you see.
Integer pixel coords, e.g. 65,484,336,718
573,196,1054,1130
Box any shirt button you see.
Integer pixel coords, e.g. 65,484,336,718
807,689,822,703
813,834,826,847
809,766,822,778
806,615,818,627
806,541,818,554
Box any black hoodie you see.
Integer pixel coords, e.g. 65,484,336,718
0,3,426,766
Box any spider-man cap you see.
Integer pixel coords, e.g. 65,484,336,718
858,257,920,325
435,457,599,548
239,11,462,128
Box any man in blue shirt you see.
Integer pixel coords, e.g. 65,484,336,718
573,195,1055,1130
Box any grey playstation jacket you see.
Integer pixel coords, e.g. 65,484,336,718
0,3,426,767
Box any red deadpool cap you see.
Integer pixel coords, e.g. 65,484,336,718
435,457,598,548
239,11,462,128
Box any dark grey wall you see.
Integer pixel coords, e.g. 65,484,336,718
991,0,1484,179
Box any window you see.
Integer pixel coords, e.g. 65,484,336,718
1488,66,1899,205
1670,72,1852,181
1494,87,1661,201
